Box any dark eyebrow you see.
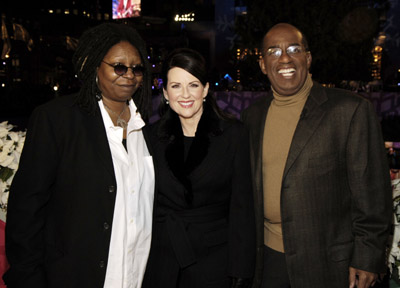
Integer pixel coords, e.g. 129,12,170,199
107,60,143,66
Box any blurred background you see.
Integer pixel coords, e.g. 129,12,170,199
1,0,400,129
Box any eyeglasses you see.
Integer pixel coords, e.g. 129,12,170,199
265,45,305,58
102,61,145,77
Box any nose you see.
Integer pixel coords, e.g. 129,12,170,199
123,68,136,79
182,86,190,98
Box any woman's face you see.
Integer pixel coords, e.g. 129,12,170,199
97,41,143,104
163,67,209,123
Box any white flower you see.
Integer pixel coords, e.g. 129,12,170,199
0,179,8,209
0,121,26,213
8,131,20,143
0,127,8,139
0,152,14,168
15,138,25,154
0,191,8,208
8,157,19,170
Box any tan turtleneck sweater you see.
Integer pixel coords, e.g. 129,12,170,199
262,74,313,252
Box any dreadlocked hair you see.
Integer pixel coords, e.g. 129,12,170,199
72,22,152,122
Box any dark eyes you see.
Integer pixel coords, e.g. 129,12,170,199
102,61,145,76
170,83,200,89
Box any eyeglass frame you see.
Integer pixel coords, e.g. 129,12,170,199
101,61,145,77
264,45,309,58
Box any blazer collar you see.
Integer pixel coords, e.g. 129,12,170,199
251,95,273,190
162,105,222,205
283,82,328,178
83,103,116,180
247,94,272,159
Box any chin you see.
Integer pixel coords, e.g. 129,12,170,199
180,113,195,119
118,94,135,101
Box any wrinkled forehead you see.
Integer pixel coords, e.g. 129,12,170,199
263,27,304,50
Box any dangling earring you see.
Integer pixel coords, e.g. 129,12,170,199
95,94,102,101
203,98,206,102
165,98,169,105
96,75,99,86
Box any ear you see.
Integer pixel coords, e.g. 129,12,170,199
202,82,210,99
306,52,312,70
163,88,169,101
259,58,267,75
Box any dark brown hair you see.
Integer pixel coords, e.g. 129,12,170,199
159,48,233,121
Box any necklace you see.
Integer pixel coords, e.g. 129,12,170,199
103,102,128,129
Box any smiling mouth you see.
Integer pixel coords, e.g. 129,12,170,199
179,101,194,108
278,68,296,77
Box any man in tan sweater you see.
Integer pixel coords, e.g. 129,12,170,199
241,23,392,288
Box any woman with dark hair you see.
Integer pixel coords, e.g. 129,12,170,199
142,48,255,288
4,23,155,288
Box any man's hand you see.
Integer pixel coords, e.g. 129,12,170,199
349,267,378,288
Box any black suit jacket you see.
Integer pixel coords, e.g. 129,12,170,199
4,94,152,288
241,82,392,288
143,107,255,287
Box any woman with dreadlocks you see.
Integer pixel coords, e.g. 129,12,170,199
4,23,155,288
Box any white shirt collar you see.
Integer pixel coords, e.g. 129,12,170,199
98,99,145,132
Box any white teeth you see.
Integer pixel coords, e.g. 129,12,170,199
180,102,193,107
278,68,295,76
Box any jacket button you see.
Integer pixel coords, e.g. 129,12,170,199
108,185,115,193
99,260,105,268
103,222,110,230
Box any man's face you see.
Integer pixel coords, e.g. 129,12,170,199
259,24,312,96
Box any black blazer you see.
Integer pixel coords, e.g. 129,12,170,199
4,94,153,288
241,82,392,288
143,107,255,287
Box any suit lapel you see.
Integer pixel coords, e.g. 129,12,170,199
163,107,218,205
83,106,116,179
283,83,328,178
253,98,271,189
142,126,153,155
245,96,272,198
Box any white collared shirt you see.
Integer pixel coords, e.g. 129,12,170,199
99,99,155,288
